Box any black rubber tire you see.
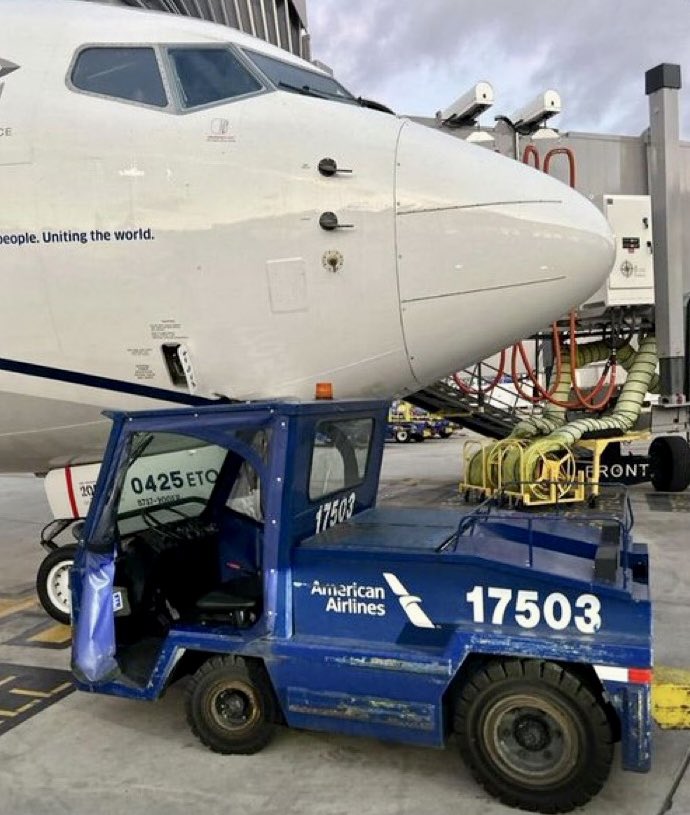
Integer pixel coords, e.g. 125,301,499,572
649,435,690,492
36,544,77,625
185,655,276,755
454,658,613,813
395,429,409,443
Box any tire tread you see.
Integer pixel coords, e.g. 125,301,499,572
453,658,613,813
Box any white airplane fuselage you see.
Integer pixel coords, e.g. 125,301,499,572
0,0,615,473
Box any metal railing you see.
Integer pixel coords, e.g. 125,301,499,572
439,484,636,588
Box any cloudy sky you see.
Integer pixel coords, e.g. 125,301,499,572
309,1,690,137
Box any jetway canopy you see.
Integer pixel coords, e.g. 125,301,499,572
94,0,310,59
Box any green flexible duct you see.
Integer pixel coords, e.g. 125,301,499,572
511,340,615,440
510,335,657,489
465,336,658,492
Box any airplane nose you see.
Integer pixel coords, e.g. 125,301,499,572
395,121,615,385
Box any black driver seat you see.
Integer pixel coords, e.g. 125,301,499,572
196,589,255,613
194,573,261,626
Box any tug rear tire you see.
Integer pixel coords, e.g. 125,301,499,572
395,429,409,443
454,658,613,813
186,655,276,755
649,435,690,492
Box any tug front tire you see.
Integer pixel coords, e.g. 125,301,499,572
454,659,613,813
186,655,276,755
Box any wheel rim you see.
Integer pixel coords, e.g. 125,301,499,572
208,680,260,733
45,560,73,617
481,693,578,788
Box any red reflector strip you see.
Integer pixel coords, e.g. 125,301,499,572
628,668,653,684
594,664,653,684
64,466,79,520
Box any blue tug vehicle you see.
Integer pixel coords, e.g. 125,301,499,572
71,399,652,813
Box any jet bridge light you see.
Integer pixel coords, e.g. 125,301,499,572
510,89,562,135
437,81,495,127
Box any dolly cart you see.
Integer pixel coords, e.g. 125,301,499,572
71,399,652,813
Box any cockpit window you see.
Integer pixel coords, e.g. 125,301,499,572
72,47,168,108
244,49,355,104
168,48,262,109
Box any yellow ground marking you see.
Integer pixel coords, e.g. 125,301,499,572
10,688,50,699
0,700,39,717
0,676,17,689
28,624,71,645
0,596,37,620
48,682,72,695
653,666,690,729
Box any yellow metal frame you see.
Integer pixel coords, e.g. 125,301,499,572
460,431,651,507
460,438,586,507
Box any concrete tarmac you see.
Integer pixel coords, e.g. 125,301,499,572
0,434,688,815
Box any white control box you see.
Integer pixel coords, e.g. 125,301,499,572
583,194,654,307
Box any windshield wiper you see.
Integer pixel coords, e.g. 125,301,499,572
277,81,330,100
357,96,395,115
277,81,358,105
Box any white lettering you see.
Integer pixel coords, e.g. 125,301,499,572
311,579,387,617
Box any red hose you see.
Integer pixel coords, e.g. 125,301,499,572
454,350,506,395
511,314,616,411
566,311,617,410
522,145,541,170
510,323,565,405
543,147,576,188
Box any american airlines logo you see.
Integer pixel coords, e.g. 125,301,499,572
304,573,435,628
383,573,435,629
0,58,20,103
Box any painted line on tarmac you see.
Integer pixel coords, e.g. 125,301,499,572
0,591,70,650
28,623,71,645
0,663,73,735
0,594,37,620
4,618,71,650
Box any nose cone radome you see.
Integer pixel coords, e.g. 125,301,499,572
395,122,615,385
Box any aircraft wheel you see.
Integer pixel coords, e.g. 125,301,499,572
454,658,613,812
36,544,77,625
649,436,690,492
395,429,409,443
186,655,276,755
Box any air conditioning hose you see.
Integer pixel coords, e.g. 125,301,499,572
465,336,658,491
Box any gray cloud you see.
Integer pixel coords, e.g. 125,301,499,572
309,1,690,136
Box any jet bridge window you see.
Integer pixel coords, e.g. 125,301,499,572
168,48,262,109
244,49,355,104
71,47,168,108
309,418,373,501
